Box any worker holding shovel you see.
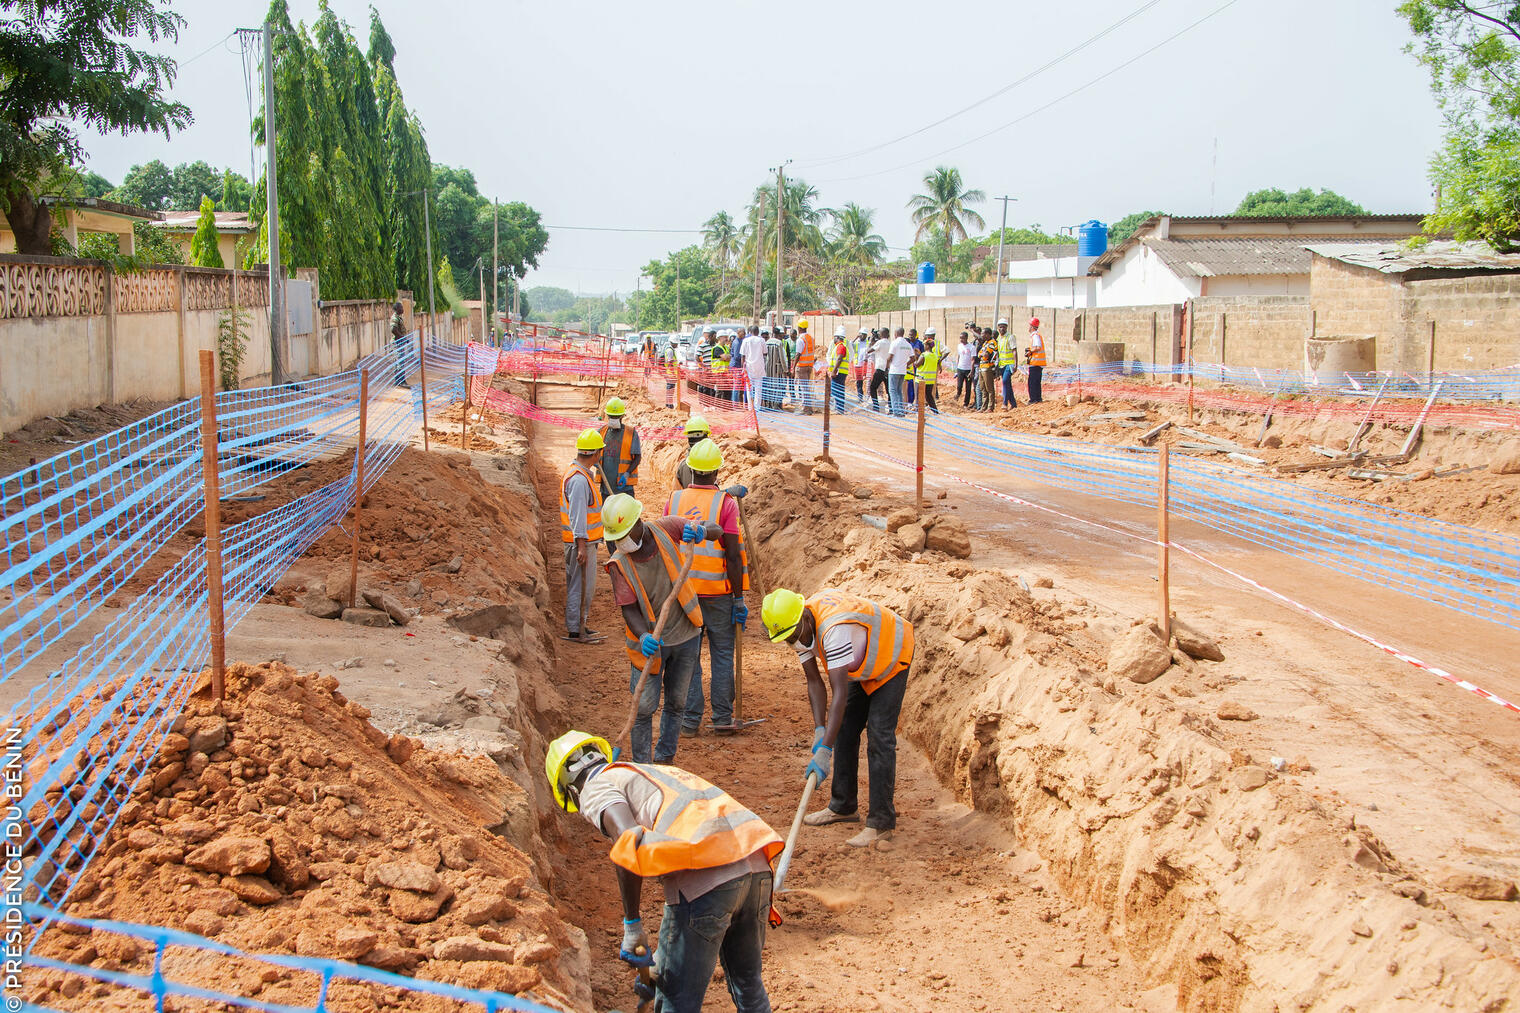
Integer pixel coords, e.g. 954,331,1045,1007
546,730,781,1012
559,429,606,644
665,439,750,736
762,588,914,848
602,493,720,764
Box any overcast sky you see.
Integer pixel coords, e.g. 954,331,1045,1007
78,0,1444,296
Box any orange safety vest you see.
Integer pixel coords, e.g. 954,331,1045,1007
559,463,604,543
666,486,749,597
795,332,816,373
604,762,784,878
804,589,914,694
598,423,639,488
1027,333,1047,367
607,521,702,673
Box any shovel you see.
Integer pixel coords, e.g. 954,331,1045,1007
773,771,819,894
616,547,697,749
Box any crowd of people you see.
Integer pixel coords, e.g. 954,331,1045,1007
554,399,917,1011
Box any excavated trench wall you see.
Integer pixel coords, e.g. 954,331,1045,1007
642,420,1518,1013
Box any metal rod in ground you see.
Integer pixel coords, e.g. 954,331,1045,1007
460,353,469,451
347,368,370,610
197,350,227,701
1158,444,1171,641
417,333,430,452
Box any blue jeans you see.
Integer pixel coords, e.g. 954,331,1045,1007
887,373,906,415
1002,365,1018,409
655,871,773,1013
630,635,699,763
684,598,736,730
829,375,848,412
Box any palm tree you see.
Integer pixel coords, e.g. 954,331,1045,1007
702,210,739,294
741,177,828,272
907,166,986,271
827,202,887,265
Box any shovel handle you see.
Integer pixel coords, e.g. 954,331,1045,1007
773,771,818,894
616,547,697,748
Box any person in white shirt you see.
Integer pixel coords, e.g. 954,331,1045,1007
886,328,913,417
852,330,871,400
954,331,976,407
867,330,890,412
740,325,766,407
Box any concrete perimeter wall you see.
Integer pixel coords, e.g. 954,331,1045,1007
0,255,471,432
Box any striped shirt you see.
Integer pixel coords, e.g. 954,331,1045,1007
793,624,865,671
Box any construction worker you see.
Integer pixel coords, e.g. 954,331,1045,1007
827,326,850,413
601,493,718,763
793,319,815,414
761,587,914,848
545,730,781,1012
978,330,999,413
907,329,942,415
666,439,749,735
560,429,605,643
1025,316,1047,404
997,318,1020,409
598,397,642,497
673,415,711,490
762,328,788,410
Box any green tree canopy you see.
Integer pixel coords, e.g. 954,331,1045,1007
0,0,192,254
527,286,576,315
112,159,250,211
907,166,986,268
1110,210,1164,243
1233,187,1366,217
635,247,717,330
188,196,223,268
1400,1,1520,248
826,203,888,266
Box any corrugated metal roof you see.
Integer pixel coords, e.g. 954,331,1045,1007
1305,240,1520,274
1144,237,1327,277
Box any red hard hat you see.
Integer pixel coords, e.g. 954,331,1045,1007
1028,317,1040,328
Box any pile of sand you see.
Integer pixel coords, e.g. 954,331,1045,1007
27,662,592,1012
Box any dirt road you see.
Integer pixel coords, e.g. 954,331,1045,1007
529,381,1163,1012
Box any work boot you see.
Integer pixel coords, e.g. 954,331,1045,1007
802,808,858,827
846,827,891,848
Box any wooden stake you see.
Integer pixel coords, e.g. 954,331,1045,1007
460,351,469,451
197,350,226,701
1157,444,1171,642
417,333,430,452
915,380,926,510
821,366,833,463
347,368,370,610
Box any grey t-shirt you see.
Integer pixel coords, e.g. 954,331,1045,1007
565,468,593,539
578,765,771,903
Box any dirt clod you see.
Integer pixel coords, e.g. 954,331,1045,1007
1108,624,1172,684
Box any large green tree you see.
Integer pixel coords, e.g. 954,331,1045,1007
741,177,827,275
188,196,224,268
0,0,191,253
1110,210,1164,243
635,246,716,330
826,203,887,265
430,164,547,323
1234,187,1366,217
527,286,576,315
1401,1,1520,248
112,159,250,211
908,165,986,270
371,9,436,306
702,210,740,294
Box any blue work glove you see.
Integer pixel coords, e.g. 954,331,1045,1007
639,633,662,658
724,484,749,499
812,725,826,751
619,918,654,967
732,597,748,628
682,521,704,543
805,744,832,785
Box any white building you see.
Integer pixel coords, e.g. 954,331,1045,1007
1077,214,1426,308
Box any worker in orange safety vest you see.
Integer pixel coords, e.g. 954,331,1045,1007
762,587,914,848
546,730,781,1012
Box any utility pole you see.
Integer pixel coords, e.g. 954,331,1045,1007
492,199,499,342
752,195,765,328
675,255,681,335
478,260,486,343
991,195,1017,333
774,160,791,328
422,186,436,343
262,21,287,384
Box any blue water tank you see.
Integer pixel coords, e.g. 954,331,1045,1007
917,261,936,284
1076,220,1109,257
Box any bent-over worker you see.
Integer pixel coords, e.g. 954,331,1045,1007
762,587,914,848
666,439,749,734
673,415,712,490
602,493,720,763
560,429,605,642
546,731,780,1013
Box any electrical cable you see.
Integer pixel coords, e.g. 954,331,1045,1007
793,0,1164,169
814,0,1244,185
545,224,703,233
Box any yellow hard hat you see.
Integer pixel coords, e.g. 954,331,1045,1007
684,415,711,438
762,588,805,642
605,397,627,417
575,428,605,453
544,730,612,813
686,438,723,474
601,492,643,541
797,320,808,331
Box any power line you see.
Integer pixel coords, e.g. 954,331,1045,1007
547,223,705,234
794,0,1164,170
176,30,236,69
814,0,1244,186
